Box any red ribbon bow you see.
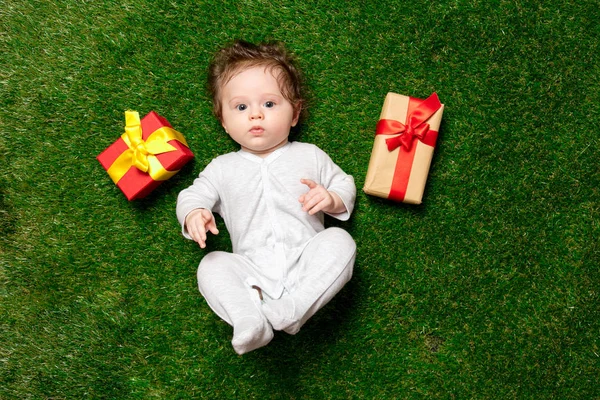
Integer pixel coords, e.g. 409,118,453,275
375,92,442,151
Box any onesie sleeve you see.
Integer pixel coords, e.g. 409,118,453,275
315,146,356,221
176,159,221,239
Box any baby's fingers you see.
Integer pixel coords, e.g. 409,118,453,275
188,222,208,248
204,218,220,236
304,194,330,215
300,178,317,189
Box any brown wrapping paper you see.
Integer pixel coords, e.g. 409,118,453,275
363,93,444,204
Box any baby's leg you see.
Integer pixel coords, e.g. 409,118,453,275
262,227,356,334
197,251,273,354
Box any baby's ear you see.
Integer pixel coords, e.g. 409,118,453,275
291,102,302,127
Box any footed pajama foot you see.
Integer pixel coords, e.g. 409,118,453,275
231,316,274,355
261,297,302,335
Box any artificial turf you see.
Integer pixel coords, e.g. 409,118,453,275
1,0,598,398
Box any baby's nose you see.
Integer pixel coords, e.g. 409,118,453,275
250,109,263,120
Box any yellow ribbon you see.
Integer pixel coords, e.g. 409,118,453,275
106,111,189,184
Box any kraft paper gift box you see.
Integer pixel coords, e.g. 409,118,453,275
97,110,194,201
363,92,444,204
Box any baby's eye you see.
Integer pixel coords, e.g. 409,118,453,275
236,104,247,111
264,101,275,108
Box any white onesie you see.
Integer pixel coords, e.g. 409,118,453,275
176,141,356,353
176,141,356,297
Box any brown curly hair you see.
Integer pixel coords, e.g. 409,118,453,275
207,40,305,122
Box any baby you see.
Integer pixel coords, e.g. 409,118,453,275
176,40,356,354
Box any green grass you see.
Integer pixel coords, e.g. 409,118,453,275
1,0,598,398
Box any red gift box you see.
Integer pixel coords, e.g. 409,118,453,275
97,111,194,200
363,92,444,204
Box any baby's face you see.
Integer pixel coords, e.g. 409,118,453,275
219,66,299,157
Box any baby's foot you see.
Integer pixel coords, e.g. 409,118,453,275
261,297,301,335
231,316,274,355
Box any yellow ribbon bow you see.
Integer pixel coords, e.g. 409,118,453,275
106,111,189,184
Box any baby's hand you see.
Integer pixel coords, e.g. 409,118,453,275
299,178,345,215
185,208,219,248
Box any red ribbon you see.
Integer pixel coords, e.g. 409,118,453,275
374,93,442,202
375,92,442,151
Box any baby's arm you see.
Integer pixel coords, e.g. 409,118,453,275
299,178,347,215
176,158,223,247
303,145,356,220
185,208,219,249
